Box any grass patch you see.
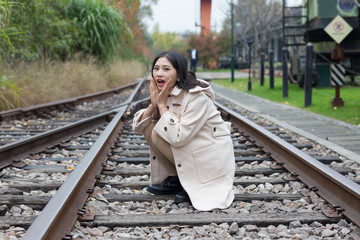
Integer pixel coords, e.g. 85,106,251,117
1,58,146,111
215,77,360,126
0,75,22,109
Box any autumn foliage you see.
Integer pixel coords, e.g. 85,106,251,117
187,33,229,69
111,0,151,59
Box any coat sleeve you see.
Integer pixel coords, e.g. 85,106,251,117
153,92,210,148
132,108,152,134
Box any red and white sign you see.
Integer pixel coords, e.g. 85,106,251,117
324,15,353,44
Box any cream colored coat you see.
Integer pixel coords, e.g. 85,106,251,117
133,80,235,211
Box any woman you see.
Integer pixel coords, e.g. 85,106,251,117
133,51,235,211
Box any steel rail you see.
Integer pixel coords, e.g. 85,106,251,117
21,78,146,240
0,108,116,169
0,82,137,121
215,101,360,227
0,80,144,169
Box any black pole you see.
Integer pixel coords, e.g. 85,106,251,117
269,50,274,89
304,43,313,107
231,0,234,82
248,45,252,91
260,52,265,86
282,47,288,98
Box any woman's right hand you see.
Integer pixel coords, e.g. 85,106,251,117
149,77,159,109
139,77,159,121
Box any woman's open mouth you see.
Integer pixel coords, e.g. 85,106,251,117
157,79,165,87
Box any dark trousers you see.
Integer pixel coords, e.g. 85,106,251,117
190,59,197,72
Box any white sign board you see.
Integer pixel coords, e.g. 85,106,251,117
324,15,353,44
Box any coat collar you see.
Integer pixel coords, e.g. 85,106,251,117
170,85,182,96
170,79,215,102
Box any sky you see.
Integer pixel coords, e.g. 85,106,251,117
146,0,301,34
146,0,230,34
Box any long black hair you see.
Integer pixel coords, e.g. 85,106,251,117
151,51,208,90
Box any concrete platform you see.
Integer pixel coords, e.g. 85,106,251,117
196,71,360,163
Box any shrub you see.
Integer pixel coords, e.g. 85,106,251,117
64,0,133,62
0,74,22,110
1,0,132,63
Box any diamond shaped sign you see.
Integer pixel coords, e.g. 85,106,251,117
324,15,353,44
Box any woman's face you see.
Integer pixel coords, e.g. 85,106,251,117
153,57,177,91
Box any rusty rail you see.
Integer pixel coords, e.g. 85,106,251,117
0,80,144,169
17,80,360,239
215,101,360,227
21,78,146,240
0,110,116,169
0,82,136,121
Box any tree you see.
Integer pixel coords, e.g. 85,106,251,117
65,0,132,62
1,0,86,63
111,0,157,59
234,0,282,50
151,25,186,56
0,1,21,109
228,0,282,75
1,0,134,63
0,0,26,61
187,33,218,69
0,0,14,51
214,31,232,57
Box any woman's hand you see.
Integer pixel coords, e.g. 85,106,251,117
138,77,158,121
158,78,174,116
149,77,159,109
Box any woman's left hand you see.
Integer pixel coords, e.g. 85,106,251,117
157,78,174,116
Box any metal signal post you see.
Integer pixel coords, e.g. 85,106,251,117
231,0,235,82
247,37,253,91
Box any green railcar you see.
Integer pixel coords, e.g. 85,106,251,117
305,0,359,46
283,0,359,48
286,0,360,85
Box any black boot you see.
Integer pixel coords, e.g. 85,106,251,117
147,176,183,195
174,190,190,203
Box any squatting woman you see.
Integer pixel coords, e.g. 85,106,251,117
132,51,235,211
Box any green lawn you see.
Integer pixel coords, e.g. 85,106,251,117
214,77,360,126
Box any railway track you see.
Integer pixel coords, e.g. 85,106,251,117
0,80,150,169
0,78,359,239
0,82,140,147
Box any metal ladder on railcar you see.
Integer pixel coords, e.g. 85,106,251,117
282,0,309,47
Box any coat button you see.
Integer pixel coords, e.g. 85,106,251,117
177,164,182,167
164,127,167,131
152,156,156,160
213,127,216,132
